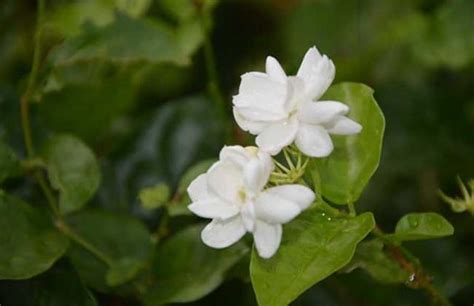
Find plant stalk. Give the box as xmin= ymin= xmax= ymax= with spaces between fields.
xmin=55 ymin=219 xmax=113 ymax=266
xmin=199 ymin=6 xmax=232 ymax=142
xmin=19 ymin=0 xmax=114 ymax=269
xmin=372 ymin=226 xmax=453 ymax=306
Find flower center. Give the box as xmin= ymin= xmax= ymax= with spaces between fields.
xmin=237 ymin=188 xmax=247 ymax=204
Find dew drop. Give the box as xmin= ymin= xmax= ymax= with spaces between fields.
xmin=404 ymin=273 xmax=417 ymax=288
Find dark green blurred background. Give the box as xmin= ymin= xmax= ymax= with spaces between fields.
xmin=0 ymin=0 xmax=473 ymax=305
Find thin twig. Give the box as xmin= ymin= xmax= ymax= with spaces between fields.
xmin=56 ymin=219 xmax=113 ymax=266
xmin=348 ymin=202 xmax=356 ymax=217
xmin=19 ymin=0 xmax=115 ymax=269
xmin=372 ymin=226 xmax=453 ymax=306
xmin=198 ymin=5 xmax=230 ymax=142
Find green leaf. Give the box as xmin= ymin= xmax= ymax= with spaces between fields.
xmin=42 ymin=135 xmax=101 ymax=215
xmin=250 ymin=211 xmax=375 ymax=306
xmin=143 ymin=224 xmax=248 ymax=304
xmin=49 ymin=13 xmax=189 ymax=67
xmin=159 ymin=0 xmax=219 ymax=23
xmin=158 ymin=0 xmax=219 ymax=59
xmin=0 ymin=192 xmax=69 ymax=280
xmin=0 ymin=261 xmax=97 ymax=306
xmin=343 ymin=240 xmax=409 ymax=283
xmin=106 ymin=258 xmax=145 ymax=287
xmin=311 ymin=83 xmax=385 ymax=205
xmin=47 ymin=0 xmax=152 ymax=37
xmin=40 ymin=71 xmax=136 ymax=143
xmin=167 ymin=159 xmax=216 ymax=216
xmin=37 ymin=262 xmax=98 ymax=306
xmin=95 ymin=94 xmax=223 ymax=212
xmin=0 ymin=141 xmax=21 ymax=183
xmin=414 ymin=0 xmax=474 ymax=69
xmin=66 ymin=210 xmax=152 ymax=292
xmin=389 ymin=212 xmax=454 ymax=241
xmin=139 ymin=183 xmax=170 ymax=210
xmin=177 ymin=159 xmax=216 ymax=194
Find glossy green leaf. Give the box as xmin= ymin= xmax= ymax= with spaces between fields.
xmin=47 ymin=0 xmax=151 ymax=37
xmin=343 ymin=240 xmax=409 ymax=283
xmin=66 ymin=210 xmax=152 ymax=292
xmin=250 ymin=211 xmax=375 ymax=306
xmin=389 ymin=212 xmax=454 ymax=241
xmin=0 ymin=192 xmax=69 ymax=280
xmin=106 ymin=258 xmax=145 ymax=287
xmin=49 ymin=13 xmax=188 ymax=67
xmin=143 ymin=224 xmax=248 ymax=304
xmin=42 ymin=135 xmax=101 ymax=215
xmin=0 ymin=141 xmax=21 ymax=183
xmin=311 ymin=83 xmax=385 ymax=205
xmin=95 ymin=95 xmax=223 ymax=212
xmin=139 ymin=183 xmax=170 ymax=210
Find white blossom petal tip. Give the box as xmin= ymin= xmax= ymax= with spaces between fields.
xmin=266 ymin=56 xmax=287 ymax=83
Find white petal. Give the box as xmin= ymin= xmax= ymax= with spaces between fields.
xmin=296 ymin=47 xmax=335 ymax=100
xmin=257 ymin=150 xmax=274 ymax=180
xmin=285 ymin=76 xmax=307 ymax=112
xmin=295 ymin=123 xmax=334 ymax=157
xmin=244 ymin=159 xmax=265 ymax=194
xmin=265 ymin=185 xmax=315 ymax=210
xmin=266 ymin=56 xmax=287 ymax=83
xmin=253 ymin=221 xmax=282 ymax=258
xmin=325 ymin=116 xmax=362 ymax=135
xmin=219 ymin=145 xmax=249 ymax=168
xmin=241 ymin=202 xmax=256 ymax=232
xmin=234 ymin=105 xmax=287 ymax=121
xmin=233 ymin=107 xmax=268 ymax=134
xmin=187 ymin=173 xmax=208 ymax=202
xmin=207 ymin=161 xmax=243 ymax=203
xmin=243 ymin=156 xmax=272 ymax=194
xmin=254 ymin=191 xmax=301 ymax=224
xmin=256 ymin=116 xmax=298 ymax=155
xmin=201 ymin=217 xmax=246 ymax=249
xmin=188 ymin=198 xmax=239 ymax=219
xmin=298 ymin=101 xmax=349 ymax=125
xmin=233 ymin=72 xmax=288 ymax=117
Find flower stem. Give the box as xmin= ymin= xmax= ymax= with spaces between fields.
xmin=56 ymin=219 xmax=113 ymax=266
xmin=372 ymin=226 xmax=453 ymax=306
xmin=152 ymin=210 xmax=170 ymax=244
xmin=21 ymin=0 xmax=45 ymax=157
xmin=198 ymin=6 xmax=230 ymax=140
xmin=348 ymin=202 xmax=356 ymax=217
xmin=19 ymin=0 xmax=115 ymax=269
xmin=19 ymin=0 xmax=60 ymax=217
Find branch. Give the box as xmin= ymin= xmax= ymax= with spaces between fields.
xmin=372 ymin=226 xmax=453 ymax=306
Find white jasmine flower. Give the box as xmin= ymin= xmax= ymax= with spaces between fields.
xmin=233 ymin=46 xmax=362 ymax=157
xmin=187 ymin=145 xmax=315 ymax=258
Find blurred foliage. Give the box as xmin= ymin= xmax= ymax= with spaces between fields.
xmin=0 ymin=0 xmax=473 ymax=305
